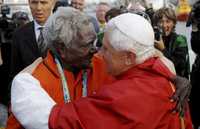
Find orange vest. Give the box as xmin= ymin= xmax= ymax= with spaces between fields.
xmin=6 ymin=52 xmax=114 ymax=129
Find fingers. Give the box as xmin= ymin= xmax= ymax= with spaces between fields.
xmin=170 ymin=76 xmax=191 ymax=115
xmin=174 ymin=95 xmax=188 ymax=115
xmin=171 ymin=86 xmax=190 ymax=114
xmin=154 ymin=41 xmax=161 ymax=50
xmin=154 ymin=40 xmax=160 ymax=44
xmin=171 ymin=87 xmax=181 ymax=102
xmin=154 ymin=39 xmax=165 ymax=50
xmin=154 ymin=42 xmax=159 ymax=49
xmin=186 ymin=83 xmax=192 ymax=97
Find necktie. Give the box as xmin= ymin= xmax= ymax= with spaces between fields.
xmin=37 ymin=27 xmax=45 ymax=56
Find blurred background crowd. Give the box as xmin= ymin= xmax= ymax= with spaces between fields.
xmin=0 ymin=0 xmax=199 ymax=129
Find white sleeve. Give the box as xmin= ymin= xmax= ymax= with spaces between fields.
xmin=11 ymin=73 xmax=56 ymax=129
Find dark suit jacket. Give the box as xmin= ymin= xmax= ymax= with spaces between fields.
xmin=10 ymin=21 xmax=41 ymax=78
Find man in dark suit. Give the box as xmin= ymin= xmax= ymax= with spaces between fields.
xmin=10 ymin=0 xmax=56 ymax=78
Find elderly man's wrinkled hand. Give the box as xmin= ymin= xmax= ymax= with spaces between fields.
xmin=171 ymin=76 xmax=192 ymax=114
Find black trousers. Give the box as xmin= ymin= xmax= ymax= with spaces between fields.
xmin=190 ymin=56 xmax=200 ymax=129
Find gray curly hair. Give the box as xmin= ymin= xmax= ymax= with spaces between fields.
xmin=43 ymin=7 xmax=93 ymax=51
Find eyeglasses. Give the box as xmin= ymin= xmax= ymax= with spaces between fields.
xmin=86 ymin=38 xmax=98 ymax=54
xmin=80 ymin=38 xmax=98 ymax=53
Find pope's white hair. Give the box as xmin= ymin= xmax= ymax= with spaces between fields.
xmin=105 ymin=16 xmax=162 ymax=64
xmin=43 ymin=7 xmax=94 ymax=49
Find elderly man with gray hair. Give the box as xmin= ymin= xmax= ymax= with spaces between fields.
xmin=7 ymin=7 xmax=113 ymax=129
xmin=10 ymin=7 xmax=192 ymax=129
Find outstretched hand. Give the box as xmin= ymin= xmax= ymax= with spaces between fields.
xmin=171 ymin=76 xmax=192 ymax=114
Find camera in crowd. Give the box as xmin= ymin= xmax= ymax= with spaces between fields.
xmin=12 ymin=11 xmax=29 ymax=27
xmin=186 ymin=0 xmax=200 ymax=29
xmin=153 ymin=25 xmax=163 ymax=41
xmin=0 ymin=5 xmax=15 ymax=45
xmin=0 ymin=5 xmax=13 ymax=29
xmin=0 ymin=5 xmax=29 ymax=46
xmin=1 ymin=4 xmax=10 ymax=16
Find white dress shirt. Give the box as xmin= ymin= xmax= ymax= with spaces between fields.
xmin=34 ymin=20 xmax=44 ymax=42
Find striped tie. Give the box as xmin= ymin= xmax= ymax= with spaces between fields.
xmin=37 ymin=27 xmax=45 ymax=56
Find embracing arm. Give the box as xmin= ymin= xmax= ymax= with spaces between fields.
xmin=11 ymin=73 xmax=55 ymax=129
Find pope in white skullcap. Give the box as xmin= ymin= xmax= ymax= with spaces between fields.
xmin=109 ymin=13 xmax=154 ymax=47
xmin=105 ymin=13 xmax=156 ymax=65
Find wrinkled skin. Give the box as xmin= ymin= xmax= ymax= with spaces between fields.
xmin=171 ymin=75 xmax=192 ymax=114
xmin=55 ymin=22 xmax=97 ymax=70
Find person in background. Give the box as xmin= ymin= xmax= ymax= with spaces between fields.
xmin=153 ymin=7 xmax=190 ymax=78
xmin=95 ymin=2 xmax=110 ymax=48
xmin=12 ymin=11 xmax=30 ymax=28
xmin=52 ymin=0 xmax=68 ymax=13
xmin=10 ymin=12 xmax=192 ymax=129
xmin=9 ymin=0 xmax=56 ymax=79
xmin=7 ymin=0 xmax=56 ymax=129
xmin=96 ymin=2 xmax=110 ymax=32
xmin=70 ymin=0 xmax=84 ymax=11
xmin=70 ymin=0 xmax=99 ymax=33
xmin=0 ymin=5 xmax=13 ymax=129
xmin=186 ymin=0 xmax=200 ymax=128
xmin=105 ymin=6 xmax=128 ymax=22
xmin=0 ymin=4 xmax=13 ymax=107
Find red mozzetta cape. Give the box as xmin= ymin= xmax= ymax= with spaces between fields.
xmin=49 ymin=57 xmax=192 ymax=129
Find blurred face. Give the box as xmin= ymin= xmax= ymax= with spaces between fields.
xmin=58 ymin=22 xmax=97 ymax=69
xmin=158 ymin=15 xmax=175 ymax=36
xmin=18 ymin=19 xmax=29 ymax=27
xmin=71 ymin=0 xmax=85 ymax=11
xmin=29 ymin=0 xmax=55 ymax=25
xmin=96 ymin=4 xmax=110 ymax=23
xmin=101 ymin=33 xmax=135 ymax=76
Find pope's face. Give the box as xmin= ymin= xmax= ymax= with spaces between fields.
xmin=101 ymin=33 xmax=131 ymax=76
